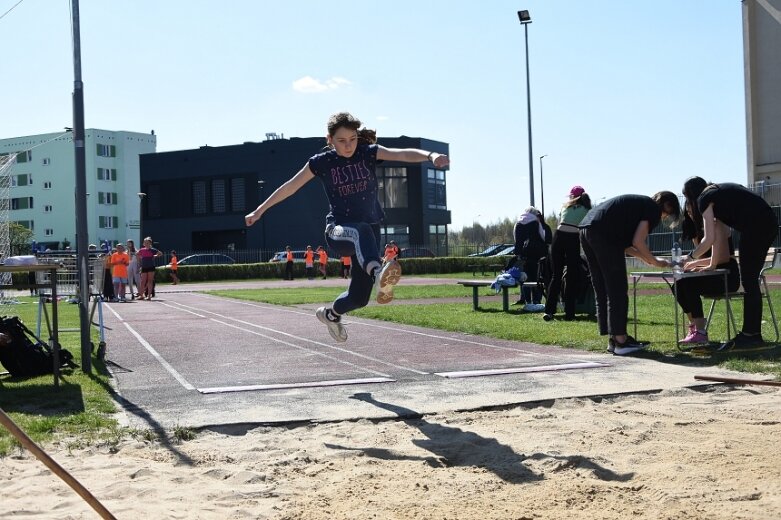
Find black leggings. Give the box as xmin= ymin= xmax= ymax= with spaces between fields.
xmin=738 ymin=225 xmax=777 ymax=334
xmin=545 ymin=231 xmax=581 ymax=316
xmin=674 ymin=259 xmax=739 ymax=318
xmin=580 ymin=228 xmax=628 ymax=336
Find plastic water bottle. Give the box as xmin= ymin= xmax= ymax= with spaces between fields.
xmin=671 ymin=242 xmax=683 ymax=275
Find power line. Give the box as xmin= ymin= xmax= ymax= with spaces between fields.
xmin=0 ymin=0 xmax=26 ymax=22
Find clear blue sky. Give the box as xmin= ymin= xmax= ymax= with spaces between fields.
xmin=1 ymin=0 xmax=747 ymax=230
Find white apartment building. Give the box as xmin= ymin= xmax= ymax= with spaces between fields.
xmin=0 ymin=129 xmax=156 ymax=249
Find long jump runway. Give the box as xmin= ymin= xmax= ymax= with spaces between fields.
xmin=99 ymin=291 xmax=735 ymax=430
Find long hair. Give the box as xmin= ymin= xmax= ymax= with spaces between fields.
xmin=681 ymin=176 xmax=708 ymax=240
xmin=564 ymin=193 xmax=592 ymax=210
xmin=652 ymin=190 xmax=682 ymax=229
xmin=326 ymin=112 xmax=377 ymax=148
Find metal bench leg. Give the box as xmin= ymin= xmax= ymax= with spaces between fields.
xmin=761 ymin=275 xmax=779 ymax=342
xmin=705 ymin=299 xmax=717 ymax=333
xmin=472 ymin=286 xmax=479 ymax=310
xmin=502 ymin=286 xmax=509 ymax=312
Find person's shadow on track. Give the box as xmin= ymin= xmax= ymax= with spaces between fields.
xmin=324 ymin=392 xmax=633 ymax=484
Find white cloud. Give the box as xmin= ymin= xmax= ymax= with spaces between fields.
xmin=292 ymin=76 xmax=352 ymax=93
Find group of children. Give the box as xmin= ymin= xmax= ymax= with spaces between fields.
xmin=102 ymin=237 xmax=166 ymax=302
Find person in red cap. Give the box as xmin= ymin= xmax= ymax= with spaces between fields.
xmin=543 ymin=186 xmax=592 ymax=321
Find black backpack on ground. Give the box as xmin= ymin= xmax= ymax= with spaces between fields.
xmin=0 ymin=316 xmax=77 ymax=377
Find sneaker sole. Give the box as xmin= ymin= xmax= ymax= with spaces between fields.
xmin=315 ymin=308 xmax=348 ymax=343
xmin=376 ymin=262 xmax=402 ymax=304
xmin=613 ymin=344 xmax=650 ymax=356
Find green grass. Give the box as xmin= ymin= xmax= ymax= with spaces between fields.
xmin=207 ymin=284 xmax=474 ymax=305
xmin=0 ymin=297 xmax=123 ymax=456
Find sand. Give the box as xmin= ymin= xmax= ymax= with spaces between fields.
xmin=2 ymin=384 xmax=780 ymax=519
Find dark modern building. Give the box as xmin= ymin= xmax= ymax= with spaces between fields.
xmin=139 ymin=136 xmax=450 ymax=258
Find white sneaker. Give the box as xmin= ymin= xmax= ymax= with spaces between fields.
xmin=373 ymin=260 xmax=402 ymax=304
xmin=316 ymin=307 xmax=347 ymax=343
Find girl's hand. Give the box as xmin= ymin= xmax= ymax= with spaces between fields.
xmin=245 ymin=211 xmax=260 ymax=227
xmin=653 ymin=257 xmax=670 ymax=268
xmin=432 ymin=154 xmax=450 ymax=168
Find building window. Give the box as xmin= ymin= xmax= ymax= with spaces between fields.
xmin=377 ymin=167 xmax=408 ymax=209
xmin=231 ymin=178 xmax=246 ymax=212
xmin=15 ymin=150 xmax=31 ymax=163
xmin=211 ymin=179 xmax=226 ymax=213
xmin=192 ymin=181 xmax=207 ymax=215
xmin=428 ymin=224 xmax=448 ymax=255
xmin=43 ymin=181 xmax=52 ymax=189
xmin=98 ymin=192 xmax=118 ymax=205
xmin=44 ymin=205 xmax=53 ymax=213
xmin=97 ymin=168 xmax=117 ymax=181
xmin=14 ymin=220 xmax=34 ymax=231
xmin=99 ymin=216 xmax=118 ymax=229
xmin=11 ymin=197 xmax=33 ymax=210
xmin=44 ymin=228 xmax=54 ymax=237
xmin=12 ymin=174 xmax=31 ymax=187
xmin=42 ymin=158 xmax=50 ymax=165
xmin=427 ymin=169 xmax=447 ymax=210
xmin=381 ymin=225 xmax=410 ymax=248
xmin=96 ymin=143 xmax=116 ymax=157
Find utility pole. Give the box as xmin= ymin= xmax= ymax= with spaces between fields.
xmin=71 ymin=0 xmax=92 ymax=372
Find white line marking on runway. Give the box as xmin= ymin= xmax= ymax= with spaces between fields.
xmin=198 ymin=377 xmax=396 ymax=394
xmin=192 ymin=293 xmax=571 ymax=360
xmin=435 ymin=362 xmax=611 ymax=379
xmin=165 ymin=300 xmax=429 ymax=375
xmin=104 ymin=304 xmax=196 ymax=390
xmin=214 ymin=319 xmax=392 ymax=378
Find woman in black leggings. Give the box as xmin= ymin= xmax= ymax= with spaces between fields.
xmin=579 ymin=192 xmax=680 ymax=356
xmin=674 ymin=177 xmax=739 ymax=345
xmin=687 ymin=182 xmax=777 ymax=349
xmin=543 ymin=186 xmax=591 ymax=321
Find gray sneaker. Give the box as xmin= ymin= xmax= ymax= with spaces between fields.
xmin=374 ymin=260 xmax=402 ymax=304
xmin=612 ymin=335 xmax=649 ymax=356
xmin=316 ymin=307 xmax=347 ymax=343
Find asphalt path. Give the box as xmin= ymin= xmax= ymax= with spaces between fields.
xmin=98 ymin=278 xmax=746 ymax=431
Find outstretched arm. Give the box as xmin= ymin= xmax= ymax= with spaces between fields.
xmin=377 ymin=145 xmax=450 ymax=169
xmin=625 ymin=220 xmax=669 ymax=268
xmin=245 ymin=164 xmax=315 ymax=227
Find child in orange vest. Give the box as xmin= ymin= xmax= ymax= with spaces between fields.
xmin=317 ymin=246 xmax=328 ymax=279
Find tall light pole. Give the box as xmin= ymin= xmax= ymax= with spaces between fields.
xmin=518 ymin=9 xmax=535 ymax=208
xmin=539 ymin=154 xmax=547 ymax=217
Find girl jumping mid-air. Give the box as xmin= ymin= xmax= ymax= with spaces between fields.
xmin=245 ymin=112 xmax=450 ymax=342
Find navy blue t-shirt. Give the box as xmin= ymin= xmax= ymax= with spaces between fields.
xmin=307 ymin=143 xmax=385 ymax=225
xmin=579 ymin=194 xmax=660 ymax=247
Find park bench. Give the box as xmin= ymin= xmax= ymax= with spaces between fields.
xmin=456 ymin=280 xmax=510 ymax=312
xmin=465 ymin=264 xmax=504 ymax=277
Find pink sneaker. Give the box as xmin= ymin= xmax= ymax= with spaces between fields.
xmin=679 ymin=329 xmax=709 ymax=344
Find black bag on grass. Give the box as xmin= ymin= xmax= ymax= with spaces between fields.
xmin=0 ymin=316 xmax=77 ymax=377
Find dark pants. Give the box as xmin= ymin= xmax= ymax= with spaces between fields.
xmin=506 ymin=254 xmax=543 ymax=304
xmin=738 ymin=223 xmax=777 ymax=334
xmin=545 ymin=231 xmax=581 ymax=317
xmin=285 ymin=261 xmax=294 ymax=280
xmin=674 ymin=259 xmax=739 ymax=318
xmin=325 ymin=222 xmax=382 ymax=315
xmin=580 ymin=228 xmax=628 ymax=336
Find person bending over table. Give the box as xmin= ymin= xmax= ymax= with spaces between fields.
xmin=674 ymin=177 xmax=740 ymax=345
xmin=579 ymin=192 xmax=680 ymax=356
xmin=684 ymin=182 xmax=777 ymax=350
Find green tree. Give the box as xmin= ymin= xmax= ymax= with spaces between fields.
xmin=9 ymin=222 xmax=33 ymax=255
